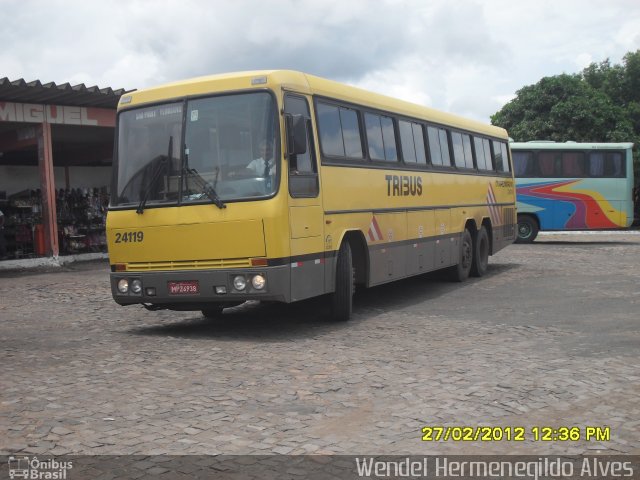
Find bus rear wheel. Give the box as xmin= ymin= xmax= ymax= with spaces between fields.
xmin=448 ymin=228 xmax=473 ymax=282
xmin=330 ymin=241 xmax=354 ymax=321
xmin=471 ymin=226 xmax=490 ymax=277
xmin=516 ymin=215 xmax=539 ymax=243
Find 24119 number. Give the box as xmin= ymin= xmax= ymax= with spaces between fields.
xmin=115 ymin=231 xmax=144 ymax=243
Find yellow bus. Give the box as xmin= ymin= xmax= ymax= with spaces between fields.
xmin=107 ymin=70 xmax=516 ymax=321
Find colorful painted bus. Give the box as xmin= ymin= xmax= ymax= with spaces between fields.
xmin=107 ymin=70 xmax=516 ymax=321
xmin=512 ymin=141 xmax=635 ymax=243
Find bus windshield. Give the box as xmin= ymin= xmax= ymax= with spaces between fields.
xmin=113 ymin=91 xmax=278 ymax=208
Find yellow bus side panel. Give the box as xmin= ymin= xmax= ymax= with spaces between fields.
xmin=407 ymin=210 xmax=436 ymax=239
xmin=321 ymin=166 xmax=514 ymax=232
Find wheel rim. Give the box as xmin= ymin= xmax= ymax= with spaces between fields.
xmin=518 ymin=222 xmax=532 ymax=239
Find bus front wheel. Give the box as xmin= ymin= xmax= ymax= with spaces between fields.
xmin=471 ymin=226 xmax=490 ymax=277
xmin=201 ymin=302 xmax=243 ymax=319
xmin=516 ymin=215 xmax=539 ymax=243
xmin=330 ymin=241 xmax=354 ymax=321
xmin=202 ymin=307 xmax=223 ymax=319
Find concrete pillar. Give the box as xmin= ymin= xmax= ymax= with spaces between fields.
xmin=36 ymin=122 xmax=59 ymax=257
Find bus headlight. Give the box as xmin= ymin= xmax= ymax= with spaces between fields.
xmin=131 ymin=279 xmax=143 ymax=294
xmin=233 ymin=275 xmax=247 ymax=291
xmin=251 ymin=275 xmax=266 ymax=290
xmin=117 ymin=279 xmax=129 ymax=293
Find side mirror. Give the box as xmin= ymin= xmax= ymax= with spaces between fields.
xmin=285 ymin=114 xmax=307 ymax=156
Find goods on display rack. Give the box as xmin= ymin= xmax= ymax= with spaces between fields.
xmin=57 ymin=187 xmax=109 ymax=254
xmin=0 ymin=189 xmax=42 ymax=259
xmin=0 ymin=187 xmax=110 ymax=260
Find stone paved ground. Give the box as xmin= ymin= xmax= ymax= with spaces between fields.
xmin=1 ymin=232 xmax=639 ymax=456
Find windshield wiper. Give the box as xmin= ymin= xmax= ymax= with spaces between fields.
xmin=136 ymin=136 xmax=172 ymax=214
xmin=183 ymin=165 xmax=226 ymax=209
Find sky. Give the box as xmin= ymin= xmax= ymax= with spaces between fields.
xmin=1 ymin=0 xmax=640 ymax=123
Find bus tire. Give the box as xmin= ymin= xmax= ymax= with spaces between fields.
xmin=448 ymin=228 xmax=473 ymax=282
xmin=202 ymin=302 xmax=243 ymax=319
xmin=471 ymin=226 xmax=490 ymax=277
xmin=202 ymin=307 xmax=223 ymax=319
xmin=516 ymin=215 xmax=539 ymax=243
xmin=330 ymin=241 xmax=354 ymax=321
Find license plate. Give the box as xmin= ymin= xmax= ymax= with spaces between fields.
xmin=168 ymin=280 xmax=200 ymax=295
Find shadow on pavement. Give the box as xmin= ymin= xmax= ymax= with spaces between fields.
xmin=532 ymin=240 xmax=637 ymax=246
xmin=128 ymin=263 xmax=517 ymax=341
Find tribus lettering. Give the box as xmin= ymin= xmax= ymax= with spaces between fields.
xmin=385 ymin=175 xmax=423 ymax=196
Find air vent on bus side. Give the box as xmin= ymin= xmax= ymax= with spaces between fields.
xmin=502 ymin=207 xmax=516 ymax=238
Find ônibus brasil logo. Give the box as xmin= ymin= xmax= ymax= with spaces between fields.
xmin=8 ymin=456 xmax=73 ymax=479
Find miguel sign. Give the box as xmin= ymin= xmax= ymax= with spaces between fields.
xmin=0 ymin=101 xmax=115 ymax=127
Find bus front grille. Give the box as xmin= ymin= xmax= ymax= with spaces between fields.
xmin=124 ymin=258 xmax=253 ymax=271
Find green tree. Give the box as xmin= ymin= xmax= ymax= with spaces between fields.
xmin=582 ymin=51 xmax=640 ymax=107
xmin=491 ymin=74 xmax=634 ymax=142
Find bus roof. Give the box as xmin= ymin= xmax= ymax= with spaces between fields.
xmin=118 ymin=69 xmax=507 ymax=139
xmin=510 ymin=141 xmax=634 ymax=150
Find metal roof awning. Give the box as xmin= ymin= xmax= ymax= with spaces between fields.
xmin=0 ymin=76 xmax=133 ymax=166
xmin=0 ymin=77 xmax=133 ymax=108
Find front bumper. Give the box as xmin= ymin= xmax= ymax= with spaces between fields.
xmin=110 ymin=265 xmax=291 ymax=309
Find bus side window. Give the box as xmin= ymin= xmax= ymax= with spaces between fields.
xmin=439 ymin=129 xmax=451 ymax=166
xmin=605 ymin=152 xmax=624 ymax=177
xmin=365 ymin=113 xmax=397 ymax=162
xmin=340 ymin=108 xmax=364 ymax=159
xmin=399 ymin=120 xmax=416 ymax=163
xmin=482 ymin=138 xmax=493 ymax=170
xmin=427 ymin=126 xmax=451 ymax=167
xmin=491 ymin=140 xmax=505 ymax=171
xmin=427 ymin=126 xmax=442 ymax=165
xmin=513 ymin=151 xmax=534 ymax=177
xmin=452 ymin=132 xmax=474 ymax=169
xmin=317 ymin=101 xmax=364 ymax=161
xmin=589 ymin=152 xmax=604 ymax=177
xmin=317 ymin=103 xmax=344 ymax=157
xmin=590 ymin=151 xmax=624 ymax=178
xmin=489 ymin=140 xmax=511 ymax=173
xmin=451 ymin=132 xmax=466 ymax=168
xmin=500 ymin=142 xmax=510 ymax=173
xmin=538 ymin=152 xmax=557 ymax=177
xmin=399 ymin=120 xmax=427 ymax=165
xmin=462 ymin=134 xmax=474 ymax=169
xmin=473 ymin=137 xmax=493 ymax=171
xmin=562 ymin=152 xmax=585 ymax=177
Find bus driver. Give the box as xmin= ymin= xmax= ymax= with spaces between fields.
xmin=245 ymin=140 xmax=275 ymax=176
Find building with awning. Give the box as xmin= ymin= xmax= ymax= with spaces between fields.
xmin=0 ymin=77 xmax=132 ymax=261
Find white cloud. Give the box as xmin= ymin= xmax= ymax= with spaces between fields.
xmin=615 ymin=18 xmax=640 ymax=50
xmin=575 ymin=54 xmax=594 ymax=70
xmin=1 ymin=0 xmax=640 ymax=122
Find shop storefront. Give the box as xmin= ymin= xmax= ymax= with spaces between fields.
xmin=0 ymin=77 xmax=130 ymax=261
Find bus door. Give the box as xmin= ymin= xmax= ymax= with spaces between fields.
xmin=284 ymin=94 xmax=324 ymax=302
